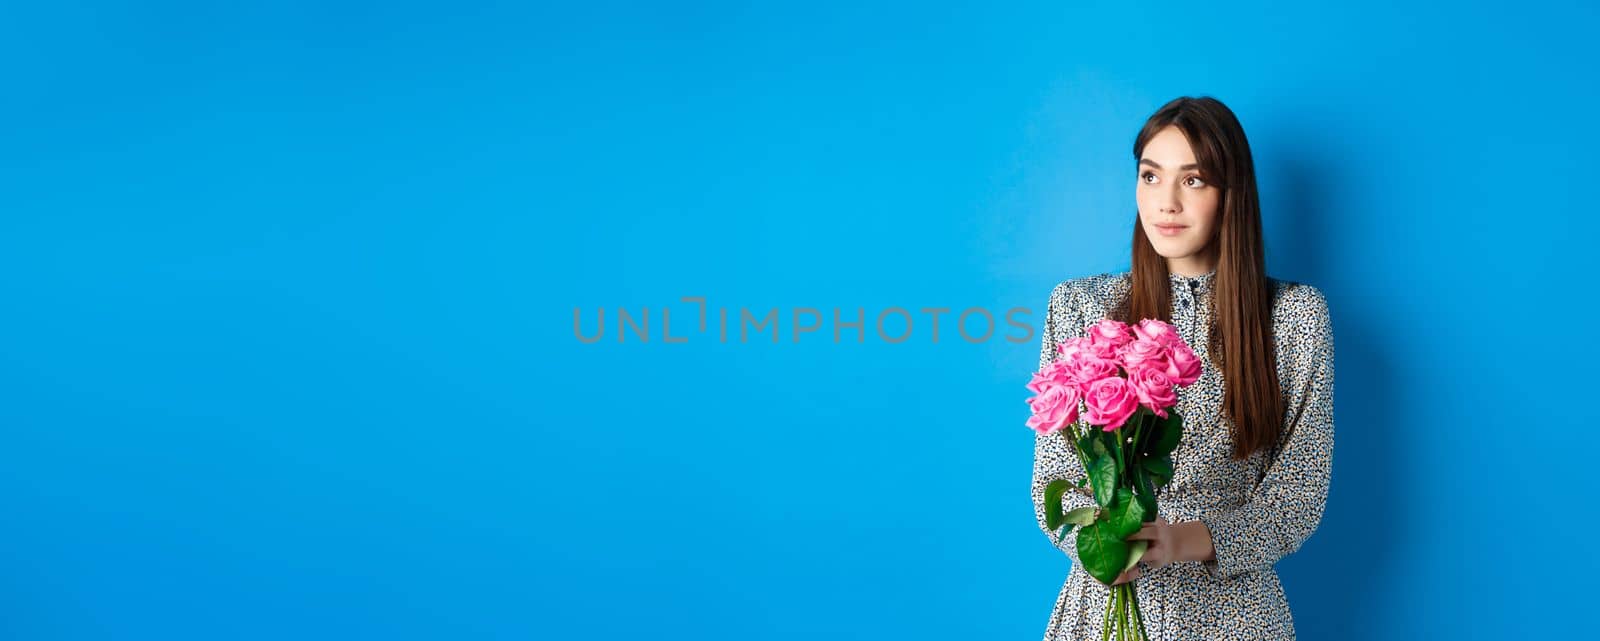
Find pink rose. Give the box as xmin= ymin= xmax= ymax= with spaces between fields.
xmin=1120 ymin=338 xmax=1169 ymax=374
xmin=1056 ymin=336 xmax=1121 ymax=392
xmin=1088 ymin=319 xmax=1133 ymax=346
xmin=1132 ymin=319 xmax=1183 ymax=349
xmin=1083 ymin=376 xmax=1139 ymax=432
xmin=1057 ymin=336 xmax=1094 ymax=361
xmin=1081 ymin=337 xmax=1121 ymax=361
xmin=1026 ymin=359 xmax=1073 ymax=395
xmin=1026 ymin=384 xmax=1081 ymax=435
xmin=1165 ymin=344 xmax=1203 ymax=387
xmin=1086 ymin=320 xmax=1133 ymax=360
xmin=1062 ymin=353 xmax=1118 ymax=393
xmin=1129 ymin=365 xmax=1177 ymax=418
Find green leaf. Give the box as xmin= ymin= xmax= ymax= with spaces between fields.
xmin=1043 ymin=480 xmax=1072 ymax=530
xmin=1122 ymin=540 xmax=1150 ymax=573
xmin=1136 ymin=490 xmax=1158 ymax=522
xmin=1054 ymin=506 xmax=1097 ymax=543
xmin=1142 ymin=410 xmax=1183 ymax=458
xmin=1075 ymin=477 xmax=1088 ymax=488
xmin=1106 ymin=488 xmax=1147 ymax=539
xmin=1129 ymin=410 xmax=1154 ymax=454
xmin=1088 ymin=454 xmax=1118 ymax=508
xmin=1143 ymin=455 xmax=1174 ymax=487
xmin=1074 ymin=521 xmax=1131 ymax=586
xmin=1091 ymin=428 xmax=1126 ymax=475
xmin=1056 ymin=524 xmax=1074 ymax=543
xmin=1104 ymin=426 xmax=1124 ymax=465
xmin=1125 ymin=458 xmax=1162 ymax=523
xmin=1082 ymin=431 xmax=1110 ymax=460
xmin=1132 ymin=458 xmax=1152 ymax=493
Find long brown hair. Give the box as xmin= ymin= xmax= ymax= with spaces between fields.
xmin=1110 ymin=96 xmax=1282 ymax=461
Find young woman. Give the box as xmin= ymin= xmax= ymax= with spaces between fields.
xmin=1031 ymin=96 xmax=1335 ymax=640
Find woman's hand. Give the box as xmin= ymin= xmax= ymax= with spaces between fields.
xmin=1110 ymin=516 xmax=1179 ymax=585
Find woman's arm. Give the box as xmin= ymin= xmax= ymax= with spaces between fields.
xmin=1195 ymin=285 xmax=1336 ymax=580
xmin=1174 ymin=520 xmax=1216 ymax=563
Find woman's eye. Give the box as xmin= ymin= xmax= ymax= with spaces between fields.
xmin=1184 ymin=176 xmax=1207 ymax=188
xmin=1140 ymin=171 xmax=1156 ymax=183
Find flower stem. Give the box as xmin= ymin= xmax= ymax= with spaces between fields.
xmin=1120 ymin=584 xmax=1130 ymax=641
xmin=1129 ymin=581 xmax=1147 ymax=640
xmin=1127 ymin=413 xmax=1145 ymax=485
xmin=1114 ymin=424 xmax=1125 ymax=485
xmin=1109 ymin=586 xmax=1117 ymax=641
xmin=1067 ymin=424 xmax=1089 ymax=468
xmin=1113 ymin=585 xmax=1121 ymax=641
xmin=1133 ymin=412 xmax=1146 ymax=455
xmin=1102 ymin=585 xmax=1114 ymax=641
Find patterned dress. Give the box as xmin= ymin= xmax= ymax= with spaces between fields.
xmin=1031 ymin=268 xmax=1335 ymax=640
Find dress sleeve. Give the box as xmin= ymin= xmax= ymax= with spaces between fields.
xmin=1197 ymin=285 xmax=1336 ymax=580
xmin=1030 ymin=282 xmax=1098 ymax=566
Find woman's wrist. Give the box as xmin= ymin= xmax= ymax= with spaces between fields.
xmin=1175 ymin=520 xmax=1217 ymax=563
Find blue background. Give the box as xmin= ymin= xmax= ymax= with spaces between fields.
xmin=2 ymin=1 xmax=1594 ymax=639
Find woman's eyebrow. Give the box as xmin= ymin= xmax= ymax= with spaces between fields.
xmin=1139 ymin=158 xmax=1199 ymax=170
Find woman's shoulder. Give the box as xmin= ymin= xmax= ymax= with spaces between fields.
xmin=1268 ymin=276 xmax=1331 ymax=320
xmin=1268 ymin=277 xmax=1333 ymax=347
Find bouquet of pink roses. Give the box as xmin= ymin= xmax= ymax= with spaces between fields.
xmin=1026 ymin=318 xmax=1204 ymax=641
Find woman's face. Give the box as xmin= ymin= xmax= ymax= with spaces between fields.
xmin=1136 ymin=125 xmax=1221 ymax=275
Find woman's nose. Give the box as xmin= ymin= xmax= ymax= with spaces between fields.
xmin=1161 ymin=187 xmax=1181 ymax=213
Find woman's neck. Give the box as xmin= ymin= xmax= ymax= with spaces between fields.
xmin=1167 ymin=254 xmax=1217 ymax=277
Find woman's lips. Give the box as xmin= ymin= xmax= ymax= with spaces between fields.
xmin=1155 ymin=224 xmax=1187 ymax=237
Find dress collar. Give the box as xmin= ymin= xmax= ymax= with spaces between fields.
xmin=1168 ymin=268 xmax=1216 ymax=295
